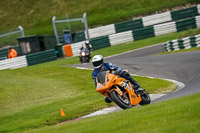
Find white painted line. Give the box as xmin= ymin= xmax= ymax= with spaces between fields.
xmin=76 ymin=67 xmax=92 ymax=70
xmin=149 ymin=94 xmax=166 ymax=101
xmin=130 ymin=73 xmax=185 ymax=93
xmin=81 ymin=94 xmax=166 ymax=119
xmin=75 ymin=63 xmax=185 ymax=119
xmin=81 ymin=106 xmax=122 ymax=118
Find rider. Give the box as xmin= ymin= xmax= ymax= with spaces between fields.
xmin=80 ymin=40 xmax=92 ymax=51
xmin=91 ymin=55 xmax=141 ymax=103
xmin=85 ymin=40 xmax=92 ymax=52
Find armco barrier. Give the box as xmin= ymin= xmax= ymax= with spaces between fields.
xmin=26 ymin=49 xmax=57 ymax=66
xmin=142 ymin=12 xmax=172 ymax=27
xmin=133 ymin=26 xmax=155 ymax=41
xmin=70 ymin=15 xmax=200 ymax=57
xmin=90 ymin=36 xmax=110 ymax=50
xmin=71 ymin=41 xmax=84 ymax=57
xmin=0 ymin=50 xmax=57 ymax=70
xmin=85 ymin=5 xmax=200 ymax=39
xmin=171 ymin=6 xmax=198 ymax=21
xmin=115 ymin=19 xmax=143 ymax=33
xmin=73 ymin=32 xmax=85 ymax=43
xmin=163 ymin=34 xmax=200 ymax=52
xmin=109 ymin=31 xmax=133 ymax=46
xmin=88 ymin=24 xmax=115 ymax=39
xmin=196 ymin=16 xmax=200 ymax=27
xmin=154 ymin=21 xmax=177 ymax=36
xmin=0 ymin=56 xmax=27 ymax=70
xmin=176 ymin=17 xmax=197 ymax=32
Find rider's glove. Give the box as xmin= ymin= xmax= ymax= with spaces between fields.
xmin=122 ymin=70 xmax=130 ymax=77
xmin=114 ymin=69 xmax=121 ymax=75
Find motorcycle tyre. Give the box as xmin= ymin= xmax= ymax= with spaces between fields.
xmin=110 ymin=90 xmax=132 ymax=109
xmin=82 ymin=57 xmax=86 ymax=63
xmin=139 ymin=91 xmax=151 ymax=105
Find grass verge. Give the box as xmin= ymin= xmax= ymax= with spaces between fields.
xmin=0 ymin=0 xmax=198 ymax=35
xmin=92 ymin=28 xmax=200 ymax=57
xmin=3 ymin=28 xmax=197 ymax=132
xmin=25 ymin=93 xmax=200 ymax=133
xmin=0 ymin=56 xmax=175 ymax=133
xmin=158 ymin=47 xmax=200 ymax=55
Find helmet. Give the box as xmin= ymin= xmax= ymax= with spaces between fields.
xmin=85 ymin=40 xmax=89 ymax=45
xmin=92 ymin=55 xmax=104 ymax=69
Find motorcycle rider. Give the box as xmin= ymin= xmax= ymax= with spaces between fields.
xmin=80 ymin=40 xmax=92 ymax=63
xmin=80 ymin=40 xmax=92 ymax=52
xmin=92 ymin=55 xmax=141 ymax=103
xmin=85 ymin=40 xmax=92 ymax=52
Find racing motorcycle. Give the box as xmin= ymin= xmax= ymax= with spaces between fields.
xmin=79 ymin=47 xmax=91 ymax=63
xmin=96 ymin=70 xmax=151 ymax=109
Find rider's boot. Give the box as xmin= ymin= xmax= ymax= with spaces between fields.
xmin=104 ymin=96 xmax=112 ymax=103
xmin=130 ymin=78 xmax=141 ymax=90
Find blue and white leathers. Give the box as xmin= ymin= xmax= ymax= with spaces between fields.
xmin=92 ymin=62 xmax=133 ymax=87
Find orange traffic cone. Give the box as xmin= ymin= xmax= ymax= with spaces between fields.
xmin=61 ymin=109 xmax=66 ymax=116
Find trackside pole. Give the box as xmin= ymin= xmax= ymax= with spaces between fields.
xmin=52 ymin=13 xmax=90 ymax=44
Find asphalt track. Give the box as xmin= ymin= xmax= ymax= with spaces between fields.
xmin=71 ymin=43 xmax=200 ymax=102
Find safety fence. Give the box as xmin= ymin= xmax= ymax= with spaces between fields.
xmin=163 ymin=34 xmax=200 ymax=52
xmin=69 ymin=15 xmax=200 ymax=56
xmin=26 ymin=49 xmax=57 ymax=66
xmin=83 ymin=5 xmax=200 ymax=39
xmin=0 ymin=56 xmax=27 ymax=70
xmin=0 ymin=49 xmax=57 ymax=70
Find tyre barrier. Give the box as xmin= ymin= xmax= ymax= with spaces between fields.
xmin=0 ymin=49 xmax=57 ymax=70
xmin=84 ymin=5 xmax=200 ymax=39
xmin=70 ymin=15 xmax=200 ymax=57
xmin=163 ymin=34 xmax=200 ymax=52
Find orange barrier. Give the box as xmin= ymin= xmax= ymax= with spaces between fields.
xmin=63 ymin=44 xmax=73 ymax=57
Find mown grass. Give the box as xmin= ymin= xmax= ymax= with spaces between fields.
xmin=25 ymin=93 xmax=200 ymax=133
xmin=0 ymin=55 xmax=175 ymax=133
xmin=158 ymin=47 xmax=200 ymax=55
xmin=92 ymin=28 xmax=200 ymax=57
xmin=177 ymin=28 xmax=200 ymax=39
xmin=0 ymin=0 xmax=199 ymax=35
xmin=1 ymin=13 xmax=199 ymax=132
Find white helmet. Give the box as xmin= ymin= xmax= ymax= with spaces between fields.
xmin=85 ymin=40 xmax=89 ymax=44
xmin=92 ymin=55 xmax=104 ymax=69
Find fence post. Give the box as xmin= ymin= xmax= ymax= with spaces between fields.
xmin=18 ymin=25 xmax=25 ymax=37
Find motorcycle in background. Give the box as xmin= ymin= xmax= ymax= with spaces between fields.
xmin=79 ymin=40 xmax=92 ymax=63
xmin=79 ymin=46 xmax=91 ymax=63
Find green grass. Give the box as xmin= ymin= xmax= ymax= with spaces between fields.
xmin=0 ymin=0 xmax=199 ymax=36
xmin=158 ymin=47 xmax=200 ymax=55
xmin=177 ymin=28 xmax=200 ymax=39
xmin=0 ymin=56 xmax=175 ymax=133
xmin=1 ymin=26 xmax=199 ymax=132
xmin=25 ymin=93 xmax=200 ymax=133
xmin=92 ymin=28 xmax=200 ymax=57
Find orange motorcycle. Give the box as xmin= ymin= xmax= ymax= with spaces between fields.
xmin=96 ymin=70 xmax=151 ymax=109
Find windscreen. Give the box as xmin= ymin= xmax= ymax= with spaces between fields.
xmin=97 ymin=71 xmax=107 ymax=85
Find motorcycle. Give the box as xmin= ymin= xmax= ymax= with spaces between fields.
xmin=96 ymin=70 xmax=151 ymax=109
xmin=79 ymin=47 xmax=91 ymax=63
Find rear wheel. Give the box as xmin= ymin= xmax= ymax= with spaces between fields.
xmin=110 ymin=90 xmax=132 ymax=109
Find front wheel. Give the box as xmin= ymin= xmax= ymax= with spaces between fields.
xmin=110 ymin=90 xmax=132 ymax=109
xmin=139 ymin=90 xmax=151 ymax=105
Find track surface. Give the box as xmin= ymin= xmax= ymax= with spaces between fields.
xmin=72 ymin=44 xmax=200 ymax=102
